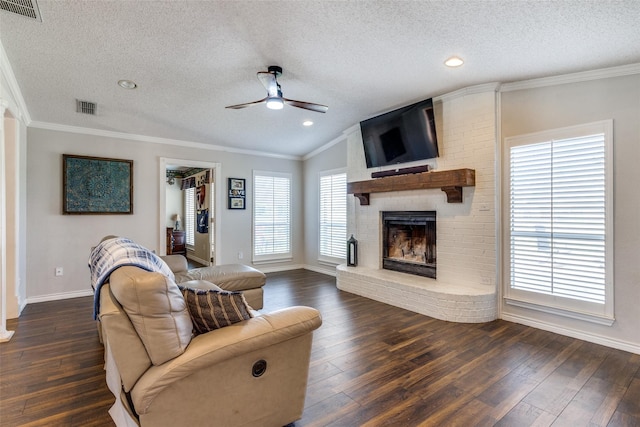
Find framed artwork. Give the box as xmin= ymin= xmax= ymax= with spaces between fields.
xmin=63 ymin=154 xmax=133 ymax=214
xmin=228 ymin=178 xmax=246 ymax=210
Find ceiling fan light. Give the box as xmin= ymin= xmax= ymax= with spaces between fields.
xmin=266 ymin=97 xmax=284 ymax=110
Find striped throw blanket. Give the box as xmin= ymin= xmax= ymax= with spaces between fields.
xmin=89 ymin=237 xmax=175 ymax=319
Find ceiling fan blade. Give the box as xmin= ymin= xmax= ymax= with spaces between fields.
xmin=225 ymin=97 xmax=267 ymax=109
xmin=257 ymin=71 xmax=279 ymax=97
xmin=283 ymin=98 xmax=328 ymax=113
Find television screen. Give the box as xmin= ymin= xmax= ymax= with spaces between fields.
xmin=360 ymin=98 xmax=438 ymax=168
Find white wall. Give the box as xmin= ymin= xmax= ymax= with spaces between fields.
xmin=25 ymin=127 xmax=304 ymax=302
xmin=302 ymin=138 xmax=347 ymax=274
xmin=165 ymin=179 xmax=182 ymax=228
xmin=500 ymin=73 xmax=640 ymax=352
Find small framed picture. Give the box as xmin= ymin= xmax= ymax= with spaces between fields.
xmin=230 ymin=197 xmax=245 ymax=209
xmin=228 ymin=178 xmax=246 ymax=209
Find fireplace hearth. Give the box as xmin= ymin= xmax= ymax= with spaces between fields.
xmin=382 ymin=211 xmax=436 ymax=278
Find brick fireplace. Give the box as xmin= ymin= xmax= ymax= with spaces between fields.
xmin=382 ymin=211 xmax=436 ymax=278
xmin=336 ymin=88 xmax=499 ymax=323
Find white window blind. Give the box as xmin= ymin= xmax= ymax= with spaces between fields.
xmin=253 ymin=172 xmax=291 ymax=262
xmin=506 ymin=120 xmax=613 ymax=323
xmin=184 ymin=186 xmax=195 ymax=246
xmin=319 ymin=171 xmax=347 ymax=262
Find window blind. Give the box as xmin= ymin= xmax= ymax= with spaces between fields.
xmin=319 ymin=172 xmax=347 ymax=260
xmin=185 ymin=187 xmax=195 ymax=246
xmin=253 ymin=172 xmax=291 ymax=261
xmin=510 ymin=133 xmax=606 ymax=304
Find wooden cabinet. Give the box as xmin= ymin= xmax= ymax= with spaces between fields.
xmin=166 ymin=227 xmax=187 ymax=256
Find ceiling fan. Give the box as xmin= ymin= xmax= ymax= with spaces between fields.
xmin=226 ymin=66 xmax=328 ymax=113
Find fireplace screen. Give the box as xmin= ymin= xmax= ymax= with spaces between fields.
xmin=382 ymin=211 xmax=436 ymax=278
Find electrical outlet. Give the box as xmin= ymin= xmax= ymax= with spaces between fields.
xmin=55 ymin=267 xmax=64 ymax=277
xmin=238 ymin=251 xmax=243 ymax=260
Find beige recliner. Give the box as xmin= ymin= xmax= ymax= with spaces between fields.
xmin=98 ymin=265 xmax=322 ymax=427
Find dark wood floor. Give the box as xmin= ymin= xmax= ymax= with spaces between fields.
xmin=1 ymin=270 xmax=639 ymax=426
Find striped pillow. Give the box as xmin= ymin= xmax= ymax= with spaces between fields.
xmin=179 ymin=286 xmax=253 ymax=334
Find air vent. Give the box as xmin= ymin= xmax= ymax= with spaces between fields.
xmin=0 ymin=0 xmax=42 ymax=22
xmin=76 ymin=100 xmax=97 ymax=115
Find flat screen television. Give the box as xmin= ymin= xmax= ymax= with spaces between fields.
xmin=360 ymin=98 xmax=438 ymax=168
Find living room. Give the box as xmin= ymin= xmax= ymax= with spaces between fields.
xmin=1 ymin=1 xmax=639 ymax=425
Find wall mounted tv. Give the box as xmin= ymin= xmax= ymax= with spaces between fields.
xmin=360 ymin=98 xmax=438 ymax=168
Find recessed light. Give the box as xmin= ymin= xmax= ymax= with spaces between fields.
xmin=444 ymin=56 xmax=464 ymax=67
xmin=118 ymin=79 xmax=137 ymax=89
xmin=303 ymin=120 xmax=314 ymax=127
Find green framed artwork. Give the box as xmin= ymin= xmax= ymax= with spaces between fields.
xmin=63 ymin=154 xmax=133 ymax=214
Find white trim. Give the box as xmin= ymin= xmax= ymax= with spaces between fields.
xmin=30 ymin=121 xmax=301 ymax=161
xmin=256 ymin=263 xmax=306 ymax=274
xmin=501 ymin=312 xmax=640 ymax=355
xmin=505 ymin=297 xmax=615 ymax=326
xmin=434 ymin=82 xmax=501 ymax=103
xmin=495 ymin=90 xmax=503 ymax=319
xmin=503 ymin=120 xmax=615 ymax=321
xmin=342 ymin=123 xmax=361 ymax=138
xmin=303 ymin=264 xmax=337 ymax=277
xmin=303 ymin=134 xmax=346 ymax=160
xmin=318 ymin=168 xmax=347 ymax=262
xmin=0 ymin=104 xmax=14 ymax=341
xmin=27 ymin=289 xmax=94 ymax=304
xmin=252 ymin=170 xmax=293 ymax=263
xmin=159 ymin=158 xmax=222 ymax=265
xmin=501 ymin=63 xmax=640 ymax=92
xmin=186 ymin=254 xmax=209 ymax=266
xmin=0 ymin=40 xmax=30 ymax=124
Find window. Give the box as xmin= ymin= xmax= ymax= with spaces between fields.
xmin=319 ymin=170 xmax=347 ymax=262
xmin=253 ymin=171 xmax=291 ymax=262
xmin=505 ymin=120 xmax=613 ymax=324
xmin=184 ymin=187 xmax=195 ymax=246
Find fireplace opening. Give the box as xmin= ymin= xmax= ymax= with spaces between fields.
xmin=382 ymin=211 xmax=436 ymax=278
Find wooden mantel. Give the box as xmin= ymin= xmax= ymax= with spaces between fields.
xmin=347 ymin=168 xmax=475 ymax=204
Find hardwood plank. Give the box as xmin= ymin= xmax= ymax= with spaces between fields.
xmin=1 ymin=269 xmax=639 ymax=426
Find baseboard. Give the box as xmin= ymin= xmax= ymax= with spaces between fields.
xmin=186 ymin=254 xmax=209 ymax=266
xmin=27 ymin=289 xmax=94 ymax=304
xmin=303 ymin=264 xmax=337 ymax=277
xmin=501 ymin=312 xmax=640 ymax=355
xmin=257 ymin=263 xmax=306 ymax=274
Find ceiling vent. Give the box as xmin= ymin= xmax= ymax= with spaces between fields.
xmin=0 ymin=0 xmax=42 ymax=22
xmin=76 ymin=100 xmax=97 ymax=115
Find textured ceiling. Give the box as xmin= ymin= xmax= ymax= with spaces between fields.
xmin=1 ymin=0 xmax=640 ymax=158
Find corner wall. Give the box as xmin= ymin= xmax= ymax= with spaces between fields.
xmin=500 ymin=73 xmax=640 ymax=353
xmin=25 ymin=127 xmax=304 ymax=302
xmin=302 ymin=138 xmax=347 ymax=275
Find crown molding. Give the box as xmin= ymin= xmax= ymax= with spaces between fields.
xmin=302 ymin=133 xmax=347 ymax=160
xmin=29 ymin=121 xmax=302 ymax=161
xmin=434 ymin=82 xmax=502 ymax=102
xmin=0 ymin=40 xmax=31 ymax=123
xmin=501 ymin=63 xmax=640 ymax=92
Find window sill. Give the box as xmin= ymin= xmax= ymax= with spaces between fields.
xmin=318 ymin=257 xmax=344 ymax=266
xmin=504 ymin=297 xmax=615 ymax=326
xmin=252 ymin=257 xmax=293 ymax=265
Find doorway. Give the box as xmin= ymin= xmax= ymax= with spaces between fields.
xmin=159 ymin=158 xmax=222 ymax=266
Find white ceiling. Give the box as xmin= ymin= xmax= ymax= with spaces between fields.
xmin=2 ymin=0 xmax=640 ymax=158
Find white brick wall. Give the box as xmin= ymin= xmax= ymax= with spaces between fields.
xmin=342 ymin=89 xmax=498 ymax=322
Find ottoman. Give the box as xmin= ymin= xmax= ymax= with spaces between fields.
xmin=166 ymin=259 xmax=266 ymax=309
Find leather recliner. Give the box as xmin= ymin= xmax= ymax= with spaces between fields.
xmin=98 ymin=265 xmax=322 ymax=427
